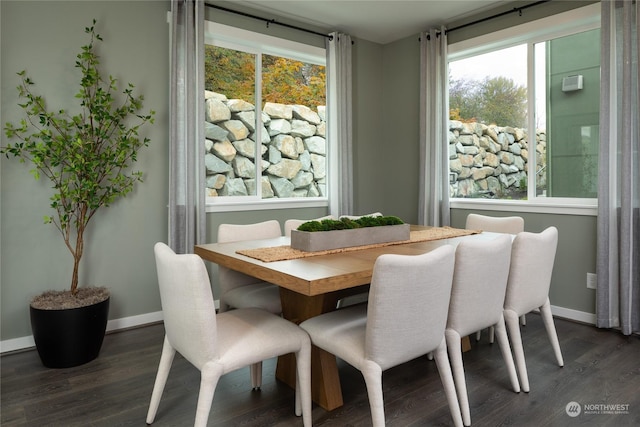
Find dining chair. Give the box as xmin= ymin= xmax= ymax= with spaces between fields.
xmin=146 ymin=243 xmax=312 ymax=427
xmin=465 ymin=213 xmax=525 ymax=342
xmin=335 ymin=212 xmax=382 ymax=308
xmin=503 ymin=226 xmax=564 ymax=392
xmin=217 ymin=220 xmax=282 ymax=314
xmin=446 ymin=235 xmax=520 ymax=426
xmin=465 ymin=213 xmax=524 ymax=235
xmin=300 ymin=245 xmax=463 ymax=427
xmin=217 ymin=220 xmax=284 ymax=389
xmin=338 ymin=211 xmax=382 ymax=220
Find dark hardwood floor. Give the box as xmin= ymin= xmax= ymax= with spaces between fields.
xmin=2 ymin=313 xmax=639 ymax=426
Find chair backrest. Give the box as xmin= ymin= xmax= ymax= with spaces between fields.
xmin=284 ymin=215 xmax=336 ymax=237
xmin=217 ymin=220 xmax=283 ymax=294
xmin=465 ymin=213 xmax=524 ymax=234
xmin=365 ymin=245 xmax=456 ymax=370
xmin=217 ymin=220 xmax=282 ymax=243
xmin=154 ymin=242 xmax=217 ymax=369
xmin=504 ymin=226 xmax=558 ymax=315
xmin=447 ymin=235 xmax=512 ymax=336
xmin=339 ymin=212 xmax=383 ymax=220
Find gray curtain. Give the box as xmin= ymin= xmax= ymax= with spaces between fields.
xmin=327 ymin=32 xmax=354 ymax=217
xmin=419 ymin=28 xmax=450 ymax=226
xmin=168 ymin=0 xmax=206 ymax=254
xmin=597 ymin=0 xmax=640 ymax=335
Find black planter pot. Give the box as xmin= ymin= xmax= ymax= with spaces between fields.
xmin=30 ymin=297 xmax=110 ymax=368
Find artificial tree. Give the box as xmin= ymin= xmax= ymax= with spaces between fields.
xmin=2 ymin=20 xmax=155 ymax=306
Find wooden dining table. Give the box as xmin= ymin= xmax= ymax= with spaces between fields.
xmin=194 ymin=225 xmax=498 ymax=411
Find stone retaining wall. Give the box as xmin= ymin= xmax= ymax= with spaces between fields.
xmin=449 ymin=120 xmax=546 ymax=198
xmin=204 ymin=91 xmax=326 ymax=198
xmin=204 ymin=91 xmax=545 ymax=200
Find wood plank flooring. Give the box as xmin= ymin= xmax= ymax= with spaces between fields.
xmin=2 ymin=313 xmax=639 ymax=426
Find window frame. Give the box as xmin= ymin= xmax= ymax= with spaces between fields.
xmin=447 ymin=3 xmax=600 ymax=216
xmin=204 ymin=22 xmax=331 ymax=213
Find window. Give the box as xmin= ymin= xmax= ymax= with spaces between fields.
xmin=204 ymin=22 xmax=328 ymax=211
xmin=448 ymin=4 xmax=600 ymax=212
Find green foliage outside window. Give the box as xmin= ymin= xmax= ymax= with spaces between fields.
xmin=205 ymin=45 xmax=326 ymax=108
xmin=449 ymin=76 xmax=527 ymax=127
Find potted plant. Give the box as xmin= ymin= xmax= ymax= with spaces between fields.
xmin=1 ymin=20 xmax=154 ymax=368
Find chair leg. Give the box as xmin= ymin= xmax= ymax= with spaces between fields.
xmin=433 ymin=339 xmax=464 ymax=427
xmin=520 ymin=314 xmax=527 ymax=326
xmin=250 ymin=362 xmax=263 ymax=389
xmin=295 ymin=343 xmax=312 ymax=427
xmin=361 ymin=361 xmax=385 ymax=427
xmin=494 ymin=316 xmax=520 ymax=393
xmin=504 ymin=309 xmax=530 ymax=392
xmin=146 ymin=336 xmax=176 ymax=424
xmin=489 ymin=325 xmax=495 ymax=344
xmin=540 ymin=299 xmax=564 ymax=367
xmin=194 ymin=365 xmax=222 ymax=427
xmin=445 ymin=330 xmax=470 ymax=426
xmin=475 ymin=329 xmax=482 ymax=342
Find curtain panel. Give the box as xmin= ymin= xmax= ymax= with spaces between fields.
xmin=597 ymin=0 xmax=640 ymax=335
xmin=419 ymin=28 xmax=450 ymax=227
xmin=327 ymin=32 xmax=354 ymax=217
xmin=168 ymin=0 xmax=206 ymax=254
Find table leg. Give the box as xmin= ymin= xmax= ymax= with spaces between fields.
xmin=276 ymin=288 xmax=343 ymax=411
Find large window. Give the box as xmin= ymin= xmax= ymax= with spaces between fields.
xmin=204 ymin=23 xmax=328 ymax=210
xmin=448 ymin=4 xmax=600 ymax=211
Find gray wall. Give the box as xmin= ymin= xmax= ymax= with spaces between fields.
xmin=1 ymin=0 xmax=600 ymax=344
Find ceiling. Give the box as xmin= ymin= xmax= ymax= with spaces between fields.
xmin=237 ymin=0 xmax=509 ymax=44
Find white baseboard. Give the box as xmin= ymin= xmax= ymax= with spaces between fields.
xmin=0 ymin=335 xmax=36 ymax=354
xmin=0 ymin=301 xmax=592 ymax=354
xmin=105 ymin=311 xmax=164 ymax=332
xmin=550 ymin=305 xmax=596 ymax=325
xmin=0 ymin=310 xmax=164 ymax=354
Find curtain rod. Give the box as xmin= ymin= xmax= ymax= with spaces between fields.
xmin=446 ymin=0 xmax=552 ymax=34
xmin=206 ymin=3 xmax=333 ymax=40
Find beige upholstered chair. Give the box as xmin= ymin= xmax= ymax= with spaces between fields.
xmin=338 ymin=211 xmax=382 ymax=220
xmin=465 ymin=213 xmax=524 ymax=235
xmin=336 ymin=212 xmax=383 ymax=308
xmin=446 ymin=235 xmax=520 ymax=426
xmin=146 ymin=243 xmax=312 ymax=427
xmin=218 ymin=220 xmax=283 ymax=389
xmin=504 ymin=226 xmax=564 ymax=392
xmin=217 ymin=220 xmax=282 ymax=314
xmin=300 ymin=246 xmax=463 ymax=427
xmin=465 ymin=213 xmax=525 ymax=342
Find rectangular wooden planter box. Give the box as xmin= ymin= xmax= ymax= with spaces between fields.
xmin=290 ymin=223 xmax=410 ymax=252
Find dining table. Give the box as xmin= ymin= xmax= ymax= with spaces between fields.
xmin=194 ymin=224 xmax=499 ymax=411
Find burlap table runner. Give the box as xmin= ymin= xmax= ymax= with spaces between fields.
xmin=236 ymin=226 xmax=480 ymax=262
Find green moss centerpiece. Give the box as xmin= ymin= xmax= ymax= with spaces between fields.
xmin=290 ymin=216 xmax=409 ymax=252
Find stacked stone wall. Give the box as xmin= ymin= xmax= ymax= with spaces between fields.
xmin=204 ymin=91 xmax=545 ymax=200
xmin=204 ymin=91 xmax=326 ymax=198
xmin=449 ymin=120 xmax=546 ymax=198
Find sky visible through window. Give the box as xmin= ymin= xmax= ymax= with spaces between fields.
xmin=449 ymin=44 xmax=547 ymax=129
